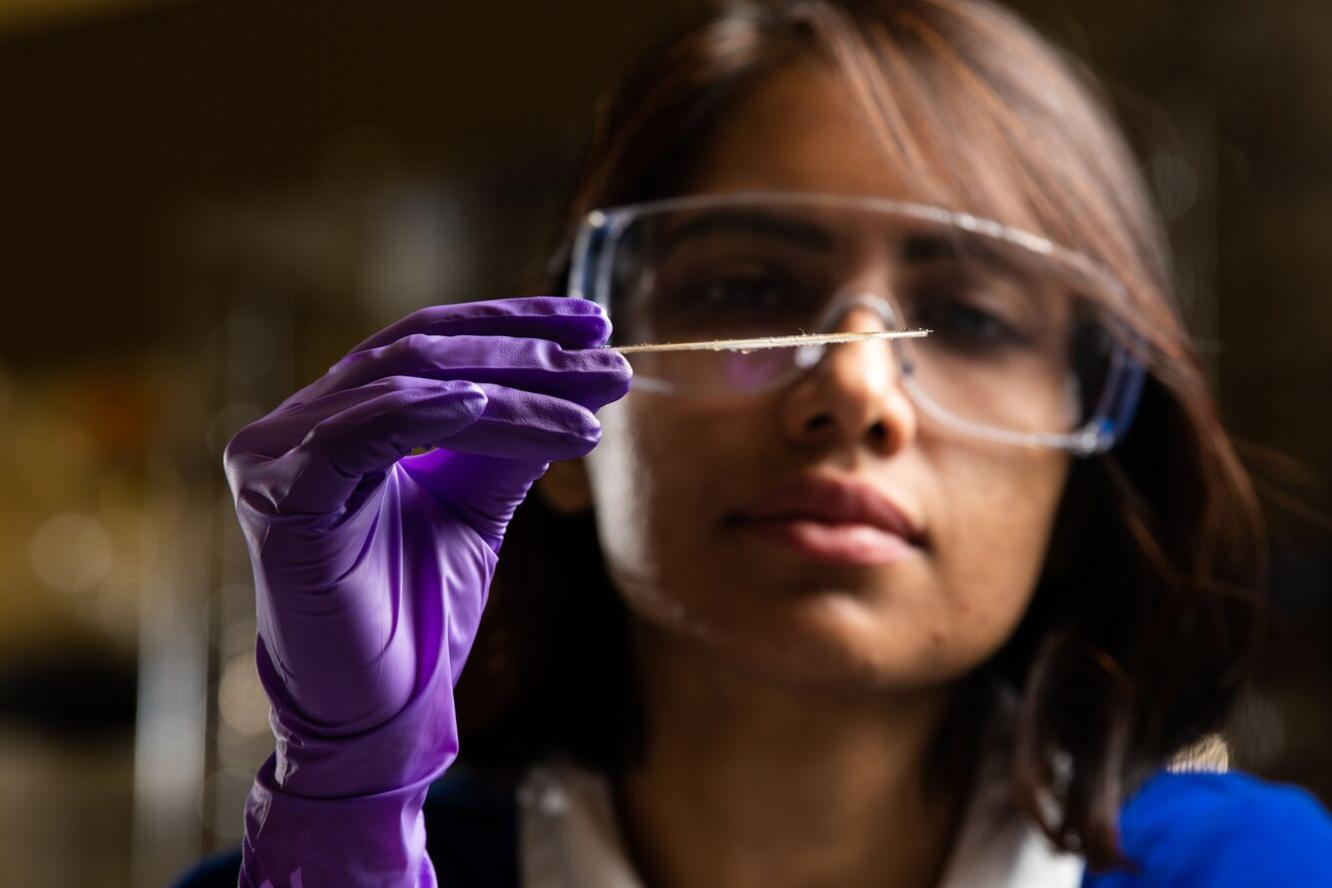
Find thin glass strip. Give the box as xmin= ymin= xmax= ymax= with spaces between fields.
xmin=609 ymin=328 xmax=930 ymax=354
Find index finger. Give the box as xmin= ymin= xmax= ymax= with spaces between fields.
xmin=350 ymin=296 xmax=611 ymax=354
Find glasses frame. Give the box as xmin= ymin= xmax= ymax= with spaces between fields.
xmin=568 ymin=190 xmax=1147 ymax=456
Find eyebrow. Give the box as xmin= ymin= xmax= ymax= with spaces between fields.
xmin=902 ymin=231 xmax=1034 ymax=285
xmin=659 ymin=209 xmax=836 ymax=252
xmin=657 ymin=208 xmax=1030 ymax=275
xmin=902 ymin=233 xmax=960 ymax=263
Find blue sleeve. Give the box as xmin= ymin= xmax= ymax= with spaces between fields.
xmin=1084 ymin=770 xmax=1332 ymax=887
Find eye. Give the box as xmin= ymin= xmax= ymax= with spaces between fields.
xmin=912 ymin=297 xmax=1027 ymax=350
xmin=900 ymin=271 xmax=1033 ymax=349
xmin=700 ymin=270 xmax=786 ymax=313
xmin=943 ymin=303 xmax=1013 ymax=339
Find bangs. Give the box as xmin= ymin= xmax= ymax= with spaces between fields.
xmin=798 ymin=2 xmax=1164 ymax=328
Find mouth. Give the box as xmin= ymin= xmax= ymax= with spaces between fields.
xmin=726 ymin=472 xmax=926 ymax=567
xmin=735 ymin=517 xmax=920 ymax=566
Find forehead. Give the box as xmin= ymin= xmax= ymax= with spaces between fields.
xmin=681 ymin=56 xmax=926 ymax=202
xmin=677 ymin=54 xmax=1040 ymax=238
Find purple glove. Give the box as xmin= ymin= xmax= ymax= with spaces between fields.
xmin=222 ymin=296 xmax=631 ymax=887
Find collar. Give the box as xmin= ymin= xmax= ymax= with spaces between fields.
xmin=515 ymin=757 xmax=1084 ymax=888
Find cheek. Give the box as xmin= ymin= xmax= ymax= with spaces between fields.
xmin=584 ymin=396 xmax=730 ymax=634
xmin=924 ymin=450 xmax=1069 ymax=662
xmin=585 ymin=397 xmax=656 ymax=582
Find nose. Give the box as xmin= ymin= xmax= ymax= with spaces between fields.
xmin=781 ymin=296 xmax=918 ymax=456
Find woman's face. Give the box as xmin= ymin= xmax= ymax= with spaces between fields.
xmin=557 ymin=59 xmax=1071 ymax=692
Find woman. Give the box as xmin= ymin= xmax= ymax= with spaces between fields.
xmin=183 ymin=0 xmax=1332 ymax=885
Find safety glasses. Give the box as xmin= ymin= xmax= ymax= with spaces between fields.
xmin=570 ymin=191 xmax=1146 ymax=455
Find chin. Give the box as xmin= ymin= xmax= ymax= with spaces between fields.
xmin=699 ymin=595 xmax=983 ymax=693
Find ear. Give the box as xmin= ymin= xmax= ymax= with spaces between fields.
xmin=536 ymin=457 xmax=594 ymax=514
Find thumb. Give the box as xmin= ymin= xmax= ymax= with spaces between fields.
xmin=399 ymin=449 xmax=550 ymax=553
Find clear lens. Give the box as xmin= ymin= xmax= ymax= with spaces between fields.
xmin=577 ymin=194 xmax=1140 ymax=450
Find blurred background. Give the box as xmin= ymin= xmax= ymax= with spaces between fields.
xmin=0 ymin=0 xmax=1327 ymax=884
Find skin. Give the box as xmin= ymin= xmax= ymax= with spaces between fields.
xmin=538 ymin=57 xmax=1072 ymax=888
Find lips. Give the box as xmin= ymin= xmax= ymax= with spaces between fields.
xmin=729 ymin=473 xmax=925 ymax=565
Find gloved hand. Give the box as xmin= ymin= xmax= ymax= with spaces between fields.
xmin=222 ymin=296 xmax=631 ymax=887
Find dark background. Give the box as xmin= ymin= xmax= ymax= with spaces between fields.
xmin=0 ymin=1 xmax=1327 ymax=884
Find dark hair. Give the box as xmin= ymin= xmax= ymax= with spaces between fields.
xmin=455 ymin=0 xmax=1266 ymax=872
